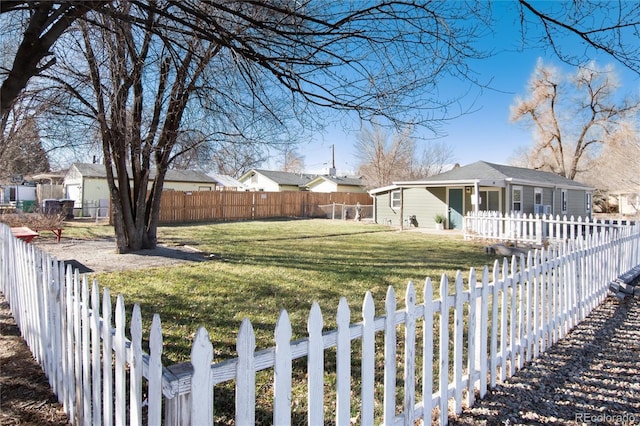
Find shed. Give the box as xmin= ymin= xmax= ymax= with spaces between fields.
xmin=64 ymin=163 xmax=218 ymax=217
xmin=369 ymin=161 xmax=594 ymax=230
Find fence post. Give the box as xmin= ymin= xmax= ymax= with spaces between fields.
xmin=164 ymin=363 xmax=193 ymax=426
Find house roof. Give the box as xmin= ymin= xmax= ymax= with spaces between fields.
xmin=69 ymin=163 xmax=217 ymax=183
xmin=306 ymin=175 xmax=364 ymax=187
xmin=208 ymin=173 xmax=246 ymax=188
xmin=240 ymin=169 xmax=317 ymax=186
xmin=370 ymin=161 xmax=593 ymax=194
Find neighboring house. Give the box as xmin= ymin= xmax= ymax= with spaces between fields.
xmin=0 ymin=182 xmax=37 ymax=211
xmin=305 ymin=175 xmax=366 ymax=193
xmin=612 ymin=190 xmax=640 ymax=216
xmin=238 ymin=169 xmax=316 ymax=191
xmin=207 ymin=173 xmax=248 ymax=191
xmin=369 ymin=161 xmax=594 ymax=230
xmin=238 ymin=169 xmax=366 ymax=193
xmin=64 ymin=163 xmax=218 ymax=217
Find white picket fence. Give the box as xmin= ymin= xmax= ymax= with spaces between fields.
xmin=1 ymin=222 xmax=639 ymax=425
xmin=463 ymin=211 xmax=634 ymax=245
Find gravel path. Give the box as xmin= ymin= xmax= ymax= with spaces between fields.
xmin=450 ymin=295 xmax=640 ymax=425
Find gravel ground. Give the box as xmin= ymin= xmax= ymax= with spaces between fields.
xmin=450 ymin=295 xmax=640 ymax=425
xmin=33 ymin=237 xmax=210 ymax=273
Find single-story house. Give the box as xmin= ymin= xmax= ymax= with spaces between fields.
xmin=238 ymin=169 xmax=316 ymax=191
xmin=64 ymin=163 xmax=218 ymax=217
xmin=305 ymin=175 xmax=366 ymax=193
xmin=208 ymin=173 xmax=247 ymax=191
xmin=238 ymin=169 xmax=366 ymax=193
xmin=369 ymin=161 xmax=594 ymax=230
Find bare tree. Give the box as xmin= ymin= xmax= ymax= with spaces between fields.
xmin=0 ymin=1 xmax=105 ymax=121
xmin=581 ymin=121 xmax=640 ymax=212
xmin=510 ymin=60 xmax=639 ymax=180
xmin=356 ymin=124 xmax=416 ymax=188
xmin=279 ymin=143 xmax=305 ymax=174
xmin=517 ymin=1 xmax=640 ymax=75
xmin=210 ymin=140 xmax=266 ymax=178
xmin=413 ymin=141 xmax=456 ymax=178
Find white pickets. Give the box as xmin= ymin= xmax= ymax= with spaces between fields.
xmin=335 ymin=297 xmax=351 ymax=426
xmin=90 ymin=282 xmax=101 ymax=426
xmin=148 ymin=314 xmax=163 ymax=426
xmin=307 ymin=302 xmax=324 ymax=426
xmin=274 ymin=310 xmax=293 ymax=425
xmin=114 ymin=295 xmax=126 ymax=426
xmin=464 ymin=211 xmax=627 ymax=245
xmin=102 ymin=288 xmax=113 ymax=426
xmin=423 ymin=277 xmax=435 ymax=416
xmin=0 ymin=220 xmax=638 ymax=426
xmin=191 ymin=327 xmax=214 ymax=425
xmin=236 ymin=318 xmax=256 ymax=426
xmin=361 ymin=292 xmax=375 ymax=426
xmin=439 ymin=274 xmax=449 ymax=426
xmin=404 ymin=283 xmax=417 ymax=425
xmin=383 ymin=285 xmax=397 ymax=425
xmin=130 ymin=304 xmax=143 ymax=426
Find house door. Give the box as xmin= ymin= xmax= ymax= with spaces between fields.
xmin=448 ymin=188 xmax=463 ymax=229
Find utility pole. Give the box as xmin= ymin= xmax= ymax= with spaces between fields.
xmin=329 ymin=144 xmax=336 ymax=176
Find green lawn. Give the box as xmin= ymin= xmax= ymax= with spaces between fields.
xmin=82 ymin=219 xmax=499 ymax=364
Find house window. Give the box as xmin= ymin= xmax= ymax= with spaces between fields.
xmin=391 ymin=190 xmax=401 ymax=209
xmin=479 ymin=190 xmax=500 ymax=211
xmin=561 ymin=189 xmax=568 ymax=214
xmin=585 ymin=192 xmax=591 ymax=212
xmin=512 ymin=186 xmax=522 ymax=212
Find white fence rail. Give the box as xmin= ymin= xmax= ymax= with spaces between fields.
xmin=464 ymin=211 xmax=635 ymax=245
xmin=1 ymin=223 xmax=639 ymax=425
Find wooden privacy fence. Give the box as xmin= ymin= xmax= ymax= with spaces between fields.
xmin=1 ymin=223 xmax=639 ymax=425
xmin=158 ymin=191 xmax=372 ymax=224
xmin=464 ymin=211 xmax=634 ymax=245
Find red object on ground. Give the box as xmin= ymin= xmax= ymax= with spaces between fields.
xmin=33 ymin=228 xmax=64 ymax=243
xmin=10 ymin=227 xmax=39 ymax=243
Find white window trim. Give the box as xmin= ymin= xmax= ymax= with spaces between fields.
xmin=585 ymin=192 xmax=592 ymax=212
xmin=512 ymin=186 xmax=523 ymax=212
xmin=561 ymin=189 xmax=568 ymax=214
xmin=391 ymin=190 xmax=401 ymax=209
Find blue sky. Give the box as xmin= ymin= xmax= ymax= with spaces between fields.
xmin=296 ymin=2 xmax=640 ymax=175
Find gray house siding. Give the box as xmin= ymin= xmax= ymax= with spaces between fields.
xmin=553 ymin=188 xmax=590 ymax=218
xmin=374 ymin=187 xmax=446 ymax=228
xmin=374 ymin=191 xmax=400 ymax=225
xmin=404 ymin=187 xmax=446 ymax=228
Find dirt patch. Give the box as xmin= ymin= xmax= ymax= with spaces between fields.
xmin=34 ymin=238 xmax=210 ymax=273
xmin=0 ymin=296 xmax=69 ymax=425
